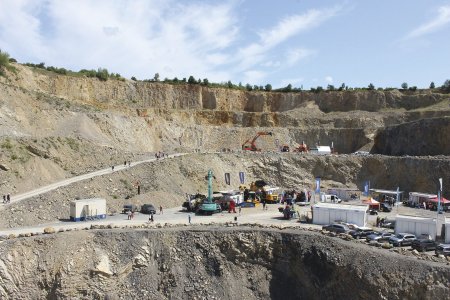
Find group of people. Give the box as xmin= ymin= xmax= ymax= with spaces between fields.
xmin=376 ymin=216 xmax=387 ymax=227
xmin=2 ymin=194 xmax=10 ymax=204
xmin=155 ymin=151 xmax=168 ymax=159
xmin=127 ymin=210 xmax=135 ymax=220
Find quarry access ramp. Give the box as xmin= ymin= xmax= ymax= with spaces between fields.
xmin=3 ymin=153 xmax=188 ymax=205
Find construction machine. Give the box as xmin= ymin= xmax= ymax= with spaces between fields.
xmin=242 ymin=132 xmax=273 ymax=151
xmin=197 ymin=170 xmax=222 ymax=215
xmin=293 ymin=141 xmax=309 ymax=153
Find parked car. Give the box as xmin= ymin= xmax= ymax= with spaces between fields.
xmin=435 ymin=244 xmax=450 ymax=256
xmin=140 ymin=204 xmax=157 ymax=214
xmin=122 ymin=204 xmax=139 ymax=214
xmin=366 ymin=231 xmax=394 ymax=243
xmin=322 ymin=223 xmax=350 ymax=234
xmin=380 ymin=203 xmax=392 ymax=212
xmin=389 ymin=233 xmax=417 ymax=247
xmin=349 ymin=227 xmax=375 ymax=239
xmin=411 ymin=239 xmax=437 ymax=252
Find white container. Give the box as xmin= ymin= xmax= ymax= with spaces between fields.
xmin=394 ymin=215 xmax=437 ymax=240
xmin=312 ymin=203 xmax=368 ymax=227
xmin=70 ymin=198 xmax=107 ymax=221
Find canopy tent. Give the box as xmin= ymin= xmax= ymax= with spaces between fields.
xmin=428 ymin=197 xmax=450 ymax=204
xmin=362 ymin=198 xmax=380 ymax=209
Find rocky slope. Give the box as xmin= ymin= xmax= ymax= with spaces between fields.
xmin=0 ymin=227 xmax=448 ymax=300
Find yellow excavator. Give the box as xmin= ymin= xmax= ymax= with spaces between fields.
xmin=242 ymin=132 xmax=273 ymax=151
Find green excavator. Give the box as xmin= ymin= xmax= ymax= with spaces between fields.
xmin=197 ymin=170 xmax=222 ymax=215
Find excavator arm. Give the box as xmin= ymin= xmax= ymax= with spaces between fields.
xmin=242 ymin=132 xmax=273 ymax=151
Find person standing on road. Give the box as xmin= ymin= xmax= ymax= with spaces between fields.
xmin=159 ymin=205 xmax=163 ymax=214
xmin=112 ymin=165 xmax=115 ymax=171
xmin=262 ymin=199 xmax=266 ymax=210
xmin=6 ymin=194 xmax=10 ymax=203
xmin=2 ymin=195 xmax=5 ymax=204
xmin=127 ymin=210 xmax=131 ymax=220
xmin=150 ymin=213 xmax=154 ymax=222
xmin=188 ymin=214 xmax=191 ymax=224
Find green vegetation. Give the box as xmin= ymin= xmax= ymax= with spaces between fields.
xmin=441 ymin=79 xmax=450 ymax=93
xmin=401 ymin=82 xmax=408 ymax=89
xmin=0 ymin=49 xmax=16 ymax=76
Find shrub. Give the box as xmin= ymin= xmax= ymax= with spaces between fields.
xmin=96 ymin=68 xmax=109 ymax=81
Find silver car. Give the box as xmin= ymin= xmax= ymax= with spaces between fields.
xmin=389 ymin=233 xmax=416 ymax=247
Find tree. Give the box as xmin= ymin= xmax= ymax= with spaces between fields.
xmin=441 ymin=79 xmax=450 ymax=92
xmin=401 ymin=82 xmax=408 ymax=89
xmin=131 ymin=76 xmax=137 ymax=81
xmin=187 ymin=75 xmax=197 ymax=84
xmin=338 ymin=83 xmax=345 ymax=91
xmin=327 ymin=84 xmax=335 ymax=91
xmin=153 ymin=73 xmax=160 ymax=81
xmin=202 ymin=78 xmax=209 ymax=86
xmin=96 ymin=68 xmax=109 ymax=81
xmin=265 ymin=84 xmax=272 ymax=91
xmin=284 ymin=84 xmax=292 ymax=92
xmin=368 ymin=83 xmax=375 ymax=90
xmin=227 ymin=80 xmax=233 ymax=88
xmin=429 ymin=82 xmax=435 ymax=89
xmin=245 ymin=83 xmax=252 ymax=91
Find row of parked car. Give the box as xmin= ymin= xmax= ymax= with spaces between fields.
xmin=322 ymin=223 xmax=450 ymax=256
xmin=122 ymin=204 xmax=157 ymax=214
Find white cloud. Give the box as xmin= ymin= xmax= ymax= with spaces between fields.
xmin=325 ymin=76 xmax=333 ymax=84
xmin=235 ymin=7 xmax=340 ymax=71
xmin=285 ymin=48 xmax=314 ymax=66
xmin=404 ymin=5 xmax=450 ymax=39
xmin=242 ymin=70 xmax=267 ymax=85
xmin=0 ymin=0 xmax=239 ymax=82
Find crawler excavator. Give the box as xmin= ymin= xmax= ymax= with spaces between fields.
xmin=293 ymin=141 xmax=309 ymax=153
xmin=242 ymin=132 xmax=273 ymax=151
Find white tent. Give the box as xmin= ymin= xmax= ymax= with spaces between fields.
xmin=394 ymin=215 xmax=437 ymax=240
xmin=70 ymin=198 xmax=107 ymax=222
xmin=312 ymin=203 xmax=368 ymax=227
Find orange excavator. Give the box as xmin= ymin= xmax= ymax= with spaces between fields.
xmin=293 ymin=141 xmax=309 ymax=153
xmin=242 ymin=132 xmax=273 ymax=151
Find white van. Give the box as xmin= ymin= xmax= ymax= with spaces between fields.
xmin=320 ymin=194 xmax=342 ymax=203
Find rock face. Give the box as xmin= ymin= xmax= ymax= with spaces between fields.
xmin=2 ymin=64 xmax=447 ymax=113
xmin=372 ymin=117 xmax=450 ymax=156
xmin=0 ymin=228 xmax=448 ymax=300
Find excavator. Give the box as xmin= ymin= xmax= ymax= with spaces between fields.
xmin=242 ymin=132 xmax=273 ymax=151
xmin=293 ymin=141 xmax=309 ymax=153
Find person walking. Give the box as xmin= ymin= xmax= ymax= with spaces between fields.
xmin=150 ymin=213 xmax=154 ymax=223
xmin=159 ymin=205 xmax=163 ymax=215
xmin=188 ymin=214 xmax=191 ymax=224
xmin=6 ymin=194 xmax=10 ymax=203
xmin=262 ymin=199 xmax=266 ymax=210
xmin=127 ymin=210 xmax=131 ymax=220
xmin=2 ymin=195 xmax=5 ymax=204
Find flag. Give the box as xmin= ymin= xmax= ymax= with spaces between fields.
xmin=439 ymin=178 xmax=443 ymax=191
xmin=396 ymin=187 xmax=400 ymax=205
xmin=364 ymin=181 xmax=369 ymax=196
xmin=239 ymin=172 xmax=245 ymax=184
xmin=225 ymin=173 xmax=230 ymax=185
xmin=315 ymin=177 xmax=321 ymax=193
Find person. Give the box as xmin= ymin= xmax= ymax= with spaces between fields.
xmin=376 ymin=216 xmax=380 ymax=227
xmin=111 ymin=165 xmax=114 ymax=171
xmin=188 ymin=214 xmax=191 ymax=224
xmin=128 ymin=161 xmax=131 ymax=167
xmin=150 ymin=213 xmax=154 ymax=222
xmin=137 ymin=185 xmax=141 ymax=195
xmin=131 ymin=211 xmax=135 ymax=220
xmin=262 ymin=199 xmax=266 ymax=210
xmin=124 ymin=161 xmax=127 ymax=166
xmin=2 ymin=195 xmax=5 ymax=204
xmin=238 ymin=205 xmax=242 ymax=214
xmin=159 ymin=205 xmax=163 ymax=214
xmin=6 ymin=194 xmax=10 ymax=203
xmin=127 ymin=210 xmax=131 ymax=220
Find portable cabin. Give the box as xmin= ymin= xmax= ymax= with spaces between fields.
xmin=369 ymin=189 xmax=403 ymax=204
xmin=312 ymin=203 xmax=368 ymax=227
xmin=70 ymin=198 xmax=107 ymax=221
xmin=394 ymin=215 xmax=437 ymax=240
xmin=309 ymin=146 xmax=331 ymax=155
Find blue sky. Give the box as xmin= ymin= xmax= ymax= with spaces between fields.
xmin=0 ymin=0 xmax=449 ymax=89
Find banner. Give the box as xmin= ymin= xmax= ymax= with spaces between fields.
xmin=315 ymin=177 xmax=321 ymax=193
xmin=225 ymin=173 xmax=230 ymax=185
xmin=396 ymin=186 xmax=400 ymax=205
xmin=364 ymin=181 xmax=369 ymax=196
xmin=239 ymin=172 xmax=245 ymax=184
